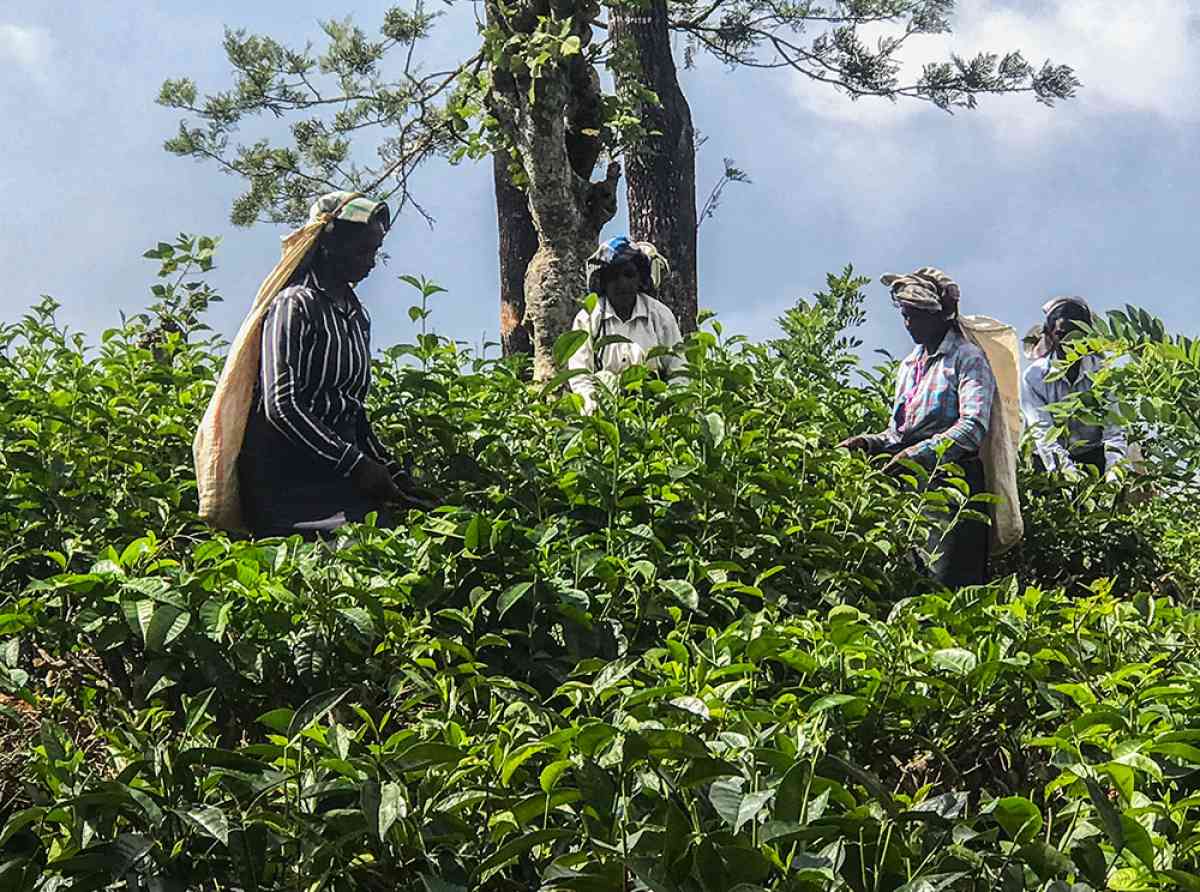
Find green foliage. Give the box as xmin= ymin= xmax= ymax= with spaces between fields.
xmin=159 ymin=8 xmax=460 ymax=226
xmin=671 ymin=0 xmax=1078 ymax=110
xmin=157 ymin=2 xmax=651 ymax=228
xmin=0 ymin=236 xmax=223 ymax=588
xmin=1086 ymin=306 xmax=1200 ymax=484
xmin=160 ymin=2 xmax=1078 ymax=230
xmin=2 ymin=241 xmax=1199 ymax=890
xmin=993 ymin=304 xmax=1200 ymax=596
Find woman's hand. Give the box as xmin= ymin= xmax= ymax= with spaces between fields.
xmin=393 ymin=474 xmax=438 ymax=511
xmin=839 ymin=435 xmax=870 ymax=451
xmin=882 ymin=447 xmax=921 ymax=477
xmin=351 ymin=458 xmax=401 ymax=503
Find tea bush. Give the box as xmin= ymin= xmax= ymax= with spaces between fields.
xmin=1 ymin=241 xmax=1198 ymax=891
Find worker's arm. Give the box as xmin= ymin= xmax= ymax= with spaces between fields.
xmin=654 ymin=304 xmax=686 ymax=379
xmin=855 ymin=364 xmax=906 ymax=454
xmin=567 ymin=308 xmax=600 ymax=411
xmin=261 ymin=294 xmax=363 ymax=476
xmin=906 ymin=350 xmax=995 ymax=467
xmin=358 ymin=411 xmax=403 ymax=480
xmin=1021 ymin=364 xmax=1075 ymax=472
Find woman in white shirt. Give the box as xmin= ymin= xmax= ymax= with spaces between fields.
xmin=1021 ymin=296 xmax=1126 ymax=476
xmin=568 ymin=236 xmax=685 ymax=412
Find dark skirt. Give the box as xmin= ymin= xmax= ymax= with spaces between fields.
xmin=237 ymin=409 xmax=384 ymax=539
xmin=926 ymin=455 xmax=990 ymax=589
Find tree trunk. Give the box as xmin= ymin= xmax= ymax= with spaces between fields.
xmin=485 ymin=0 xmax=620 ymax=381
xmin=510 ymin=69 xmax=621 ymax=381
xmin=493 ymin=152 xmax=537 ymax=357
xmin=611 ymin=0 xmax=698 ymax=333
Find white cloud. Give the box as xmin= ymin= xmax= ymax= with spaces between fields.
xmin=765 ymin=0 xmax=1200 ymax=226
xmin=789 ymin=0 xmax=1200 ymax=134
xmin=961 ymin=0 xmax=1200 ymax=121
xmin=0 ymin=23 xmax=53 ymax=81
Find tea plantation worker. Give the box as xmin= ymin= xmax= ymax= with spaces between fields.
xmin=237 ymin=192 xmax=420 ymax=539
xmin=839 ymin=267 xmax=997 ymax=588
xmin=1022 ymin=296 xmax=1126 ymax=477
xmin=567 ymin=236 xmax=684 ymax=414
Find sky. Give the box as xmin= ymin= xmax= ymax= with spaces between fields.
xmin=2 ymin=0 xmax=1198 ymax=362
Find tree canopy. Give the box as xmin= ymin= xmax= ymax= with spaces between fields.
xmin=158 ymin=0 xmax=1078 ymax=229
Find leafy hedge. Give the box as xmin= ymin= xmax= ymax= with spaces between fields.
xmin=1 ymin=239 xmax=1198 ymax=891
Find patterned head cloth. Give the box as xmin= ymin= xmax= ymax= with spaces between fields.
xmin=632 ymin=241 xmax=671 ymax=291
xmin=880 ymin=267 xmax=961 ymax=320
xmin=307 ymin=191 xmax=391 ymax=234
xmin=1026 ymin=295 xmax=1092 ymax=359
xmin=586 ymin=236 xmax=658 ymax=296
xmin=1042 ymin=295 xmax=1092 ymax=322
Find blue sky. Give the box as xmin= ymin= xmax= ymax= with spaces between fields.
xmin=2 ymin=0 xmax=1197 ymax=361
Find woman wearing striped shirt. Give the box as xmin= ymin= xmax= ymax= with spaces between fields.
xmin=238 ymin=193 xmax=413 ymax=538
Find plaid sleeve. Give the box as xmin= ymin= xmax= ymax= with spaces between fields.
xmin=908 ymin=348 xmax=995 ymax=466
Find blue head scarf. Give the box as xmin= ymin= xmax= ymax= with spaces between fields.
xmin=586 ymin=236 xmax=655 ymax=296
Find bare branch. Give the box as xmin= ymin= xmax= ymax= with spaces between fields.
xmin=697 ymin=157 xmax=751 ymax=229
xmin=159 ymin=9 xmax=473 ymax=226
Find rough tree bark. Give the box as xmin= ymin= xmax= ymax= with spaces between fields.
xmin=486 ymin=0 xmax=622 ymax=379
xmin=611 ymin=0 xmax=698 ymax=333
xmin=491 ymin=3 xmax=620 ymax=360
xmin=493 ymin=153 xmax=537 ymax=357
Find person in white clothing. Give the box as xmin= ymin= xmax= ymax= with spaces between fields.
xmin=568 ymin=236 xmax=685 ymax=413
xmin=1021 ymin=296 xmax=1126 ymax=477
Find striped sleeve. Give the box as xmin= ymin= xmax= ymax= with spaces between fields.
xmin=260 ymin=292 xmax=364 ymax=476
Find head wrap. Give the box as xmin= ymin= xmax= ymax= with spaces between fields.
xmin=632 ymin=241 xmax=671 ymax=291
xmin=1043 ymin=295 xmax=1092 ymax=323
xmin=1024 ymin=295 xmax=1092 ymax=360
xmin=283 ymin=192 xmax=391 ymax=286
xmin=880 ymin=266 xmax=961 ymax=320
xmin=308 ymin=191 xmax=391 ymax=234
xmin=586 ymin=236 xmax=661 ymax=296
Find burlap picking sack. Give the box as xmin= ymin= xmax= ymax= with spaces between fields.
xmin=193 ymin=193 xmax=361 ymax=532
xmin=959 ymin=314 xmax=1024 ymax=554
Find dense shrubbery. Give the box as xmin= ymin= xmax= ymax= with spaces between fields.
xmin=1 ymin=241 xmax=1198 ymax=890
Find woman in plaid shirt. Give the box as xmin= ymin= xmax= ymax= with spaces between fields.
xmin=840 ymin=267 xmax=998 ymax=588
